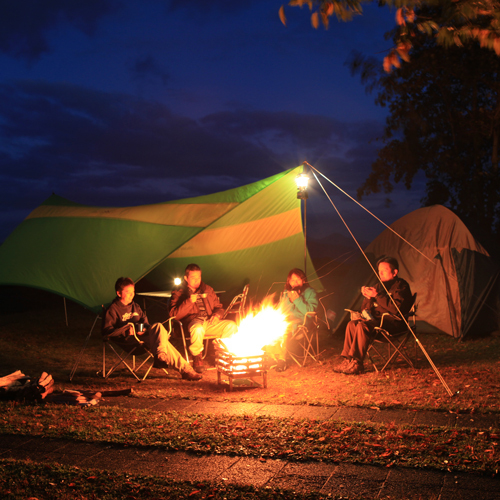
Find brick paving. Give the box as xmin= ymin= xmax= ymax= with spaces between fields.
xmin=1 ymin=397 xmax=499 ymax=499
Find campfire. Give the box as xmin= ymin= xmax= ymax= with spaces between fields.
xmin=215 ymin=299 xmax=289 ymax=390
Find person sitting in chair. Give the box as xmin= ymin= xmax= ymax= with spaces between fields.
xmin=169 ymin=263 xmax=238 ymax=373
xmin=264 ymin=268 xmax=318 ymax=372
xmin=333 ymin=256 xmax=413 ymax=375
xmin=103 ymin=277 xmax=202 ymax=381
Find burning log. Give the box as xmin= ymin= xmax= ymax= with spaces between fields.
xmin=214 ymin=339 xmax=268 ymax=391
xmin=214 ymin=299 xmax=290 ymax=390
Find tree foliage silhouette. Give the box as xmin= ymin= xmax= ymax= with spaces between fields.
xmin=349 ymin=30 xmax=500 ymax=248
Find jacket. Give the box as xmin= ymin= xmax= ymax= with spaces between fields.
xmin=102 ymin=298 xmax=148 ymax=339
xmin=362 ymin=277 xmax=413 ymax=326
xmin=169 ymin=281 xmax=224 ymax=325
xmin=280 ymin=285 xmax=318 ymax=326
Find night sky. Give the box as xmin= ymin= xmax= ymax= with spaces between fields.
xmin=0 ymin=0 xmax=425 ymax=248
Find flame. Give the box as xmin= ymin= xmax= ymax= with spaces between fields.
xmin=221 ymin=298 xmax=289 ymax=357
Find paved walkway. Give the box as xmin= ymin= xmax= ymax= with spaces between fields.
xmin=1 ymin=397 xmax=499 ymax=499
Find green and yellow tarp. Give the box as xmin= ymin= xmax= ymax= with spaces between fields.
xmin=0 ymin=166 xmax=320 ymax=312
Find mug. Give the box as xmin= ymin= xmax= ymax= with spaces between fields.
xmin=135 ymin=323 xmax=145 ymax=333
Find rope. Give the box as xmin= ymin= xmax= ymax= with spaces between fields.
xmin=309 ymin=165 xmax=454 ymax=397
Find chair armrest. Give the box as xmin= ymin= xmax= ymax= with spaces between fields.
xmin=375 ymin=312 xmax=406 ymax=332
xmin=302 ymin=311 xmax=317 ymax=325
xmin=376 ymin=312 xmax=393 ymax=330
xmin=162 ymin=317 xmax=186 ymax=338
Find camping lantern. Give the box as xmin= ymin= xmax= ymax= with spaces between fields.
xmin=295 ymin=173 xmax=309 ymax=200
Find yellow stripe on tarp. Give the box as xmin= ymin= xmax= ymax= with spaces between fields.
xmin=26 ymin=202 xmax=239 ymax=227
xmin=168 ymin=208 xmax=302 ymax=257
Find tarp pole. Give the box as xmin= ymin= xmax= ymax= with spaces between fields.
xmin=63 ymin=297 xmax=68 ymax=327
xmin=304 ymin=197 xmax=307 ymax=275
xmin=412 ymin=333 xmax=454 ymax=396
xmin=310 ymin=165 xmax=455 ymax=397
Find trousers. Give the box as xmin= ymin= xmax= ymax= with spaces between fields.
xmin=187 ymin=318 xmax=238 ymax=356
xmin=341 ymin=319 xmax=376 ymax=362
xmin=147 ymin=323 xmax=189 ymax=371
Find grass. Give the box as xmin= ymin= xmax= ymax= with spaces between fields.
xmin=1 ymin=286 xmax=500 ymax=498
xmin=1 ymin=404 xmax=499 ymax=473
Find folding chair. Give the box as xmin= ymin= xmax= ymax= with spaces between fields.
xmin=166 ymin=317 xmax=190 ymax=361
xmin=222 ymin=284 xmax=249 ymax=322
xmin=167 ymin=317 xmax=226 ymax=361
xmin=287 ymin=312 xmax=320 ymax=367
xmin=367 ymin=293 xmax=418 ymax=373
xmin=101 ymin=306 xmax=168 ymax=382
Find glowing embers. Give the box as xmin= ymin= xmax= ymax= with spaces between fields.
xmin=214 ymin=300 xmax=290 ymax=391
xmin=215 ymin=340 xmax=267 ymax=391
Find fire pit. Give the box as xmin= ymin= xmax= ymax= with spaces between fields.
xmin=214 ymin=339 xmax=268 ymax=391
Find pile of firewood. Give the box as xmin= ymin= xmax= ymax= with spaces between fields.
xmin=0 ymin=370 xmax=54 ymax=402
xmin=1 ymin=371 xmax=132 ymax=406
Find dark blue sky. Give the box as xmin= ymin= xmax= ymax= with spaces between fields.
xmin=0 ymin=0 xmax=424 ymax=246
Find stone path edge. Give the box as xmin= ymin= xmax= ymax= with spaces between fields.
xmin=100 ymin=396 xmax=500 ymax=430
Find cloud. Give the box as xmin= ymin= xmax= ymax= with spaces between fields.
xmin=168 ymin=0 xmax=256 ymax=15
xmin=0 ymin=0 xmax=119 ymax=62
xmin=0 ymin=79 xmax=383 ymax=242
xmin=129 ymin=54 xmax=170 ymax=85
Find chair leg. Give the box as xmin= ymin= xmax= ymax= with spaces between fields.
xmin=368 ymin=331 xmax=415 ymax=372
xmin=102 ymin=341 xmax=106 ymax=378
xmin=288 ymin=326 xmax=321 ymax=367
xmin=103 ymin=343 xmax=163 ymax=382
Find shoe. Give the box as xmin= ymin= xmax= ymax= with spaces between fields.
xmin=154 ymin=352 xmax=169 ymax=369
xmin=332 ymin=358 xmax=350 ymax=373
xmin=192 ymin=354 xmax=205 ymax=374
xmin=181 ymin=366 xmax=202 ymax=381
xmin=343 ymin=358 xmax=364 ymax=375
xmin=274 ymin=359 xmax=288 ymax=372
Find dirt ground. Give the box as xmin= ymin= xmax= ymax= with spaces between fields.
xmin=1 ymin=285 xmax=500 ymax=413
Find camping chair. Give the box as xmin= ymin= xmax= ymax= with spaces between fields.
xmin=194 ymin=284 xmax=249 ymax=359
xmin=287 ymin=312 xmax=320 ymax=367
xmin=222 ymin=284 xmax=249 ymax=322
xmin=165 ymin=317 xmax=190 ymax=361
xmin=166 ymin=316 xmax=226 ymax=362
xmin=366 ymin=293 xmax=418 ymax=373
xmin=101 ymin=306 xmax=168 ymax=382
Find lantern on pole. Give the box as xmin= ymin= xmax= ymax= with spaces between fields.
xmin=295 ymin=169 xmax=309 ymax=274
